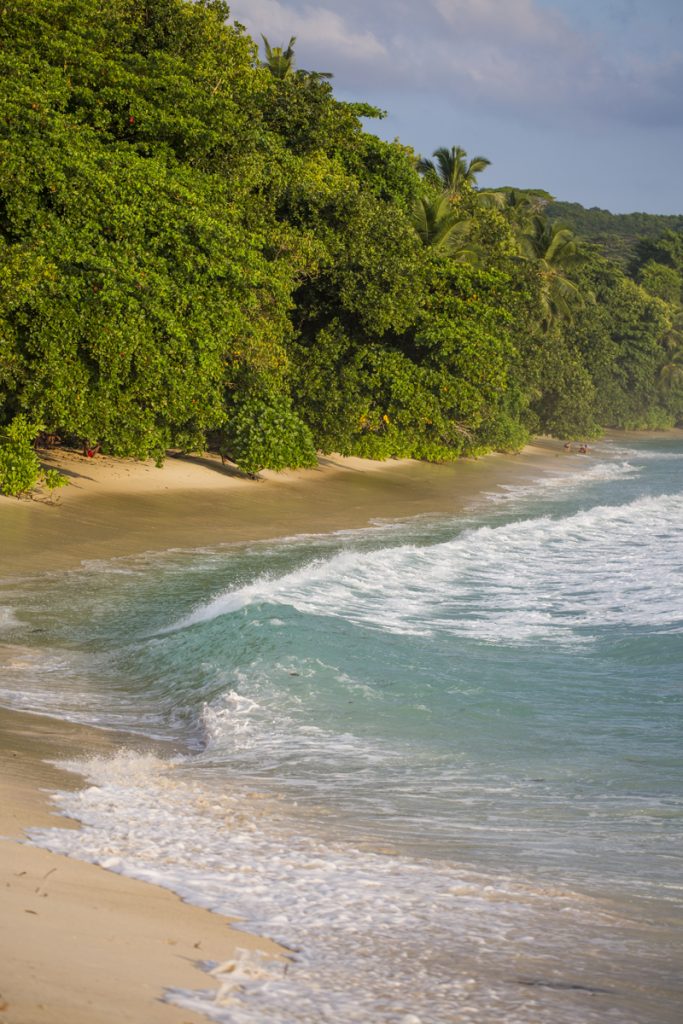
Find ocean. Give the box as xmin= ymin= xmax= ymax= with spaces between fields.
xmin=1 ymin=436 xmax=681 ymax=1023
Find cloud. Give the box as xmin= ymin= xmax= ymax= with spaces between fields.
xmin=425 ymin=1 xmax=601 ymax=111
xmin=231 ymin=0 xmax=386 ymax=65
xmin=433 ymin=0 xmax=567 ymax=44
xmin=227 ymin=0 xmax=683 ymax=128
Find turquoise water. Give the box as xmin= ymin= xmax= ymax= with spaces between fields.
xmin=1 ymin=438 xmax=682 ymax=1022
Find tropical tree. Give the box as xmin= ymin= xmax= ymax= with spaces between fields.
xmin=0 ymin=0 xmax=299 ymax=465
xmin=261 ymin=35 xmax=296 ymax=78
xmin=658 ymin=311 xmax=683 ymax=391
xmin=638 ymin=260 xmax=682 ymax=304
xmin=409 ymin=196 xmax=476 ymax=259
xmin=261 ymin=35 xmax=332 ymax=80
xmin=659 ymin=346 xmax=683 ymax=391
xmin=520 ymin=217 xmax=586 ymax=326
xmin=632 ymin=229 xmax=683 ymax=278
xmin=417 ymin=146 xmax=490 ymax=195
xmin=1 ymin=0 xmax=674 ymax=468
xmin=494 ymin=188 xmax=547 ymax=228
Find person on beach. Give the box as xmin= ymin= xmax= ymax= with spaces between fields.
xmin=563 ymin=441 xmax=572 ymax=451
xmin=578 ymin=443 xmax=588 ymax=454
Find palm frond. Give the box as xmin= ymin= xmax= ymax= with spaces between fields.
xmin=476 ymin=189 xmax=507 ymax=210
xmin=467 ymin=155 xmax=490 ymax=177
xmin=416 ymin=145 xmax=491 ymax=194
xmin=409 ymin=197 xmax=476 ymax=260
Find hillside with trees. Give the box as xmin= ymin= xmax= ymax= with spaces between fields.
xmin=1 ymin=0 xmax=681 ymax=494
xmin=547 ymin=202 xmax=683 ymax=268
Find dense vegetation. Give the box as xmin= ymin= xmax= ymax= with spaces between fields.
xmin=547 ymin=202 xmax=683 ymax=269
xmin=1 ymin=0 xmax=681 ymax=492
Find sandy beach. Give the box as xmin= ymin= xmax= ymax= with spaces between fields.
xmin=0 ymin=707 xmax=284 ymax=1024
xmin=1 ymin=441 xmax=575 ymax=574
xmin=0 ymin=439 xmax=623 ymax=1023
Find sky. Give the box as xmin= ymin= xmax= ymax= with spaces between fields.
xmin=226 ymin=0 xmax=683 ymax=215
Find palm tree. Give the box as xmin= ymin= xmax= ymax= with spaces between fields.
xmin=261 ymin=35 xmax=296 ymax=79
xmin=417 ymin=146 xmax=491 ymax=196
xmin=409 ymin=196 xmax=478 ymax=261
xmin=499 ymin=188 xmax=545 ymax=225
xmin=521 ymin=216 xmax=584 ymax=265
xmin=659 ymin=347 xmax=683 ymax=390
xmin=261 ymin=35 xmax=333 ymax=80
xmin=659 ymin=314 xmax=683 ymax=390
xmin=521 ymin=218 xmax=586 ymax=326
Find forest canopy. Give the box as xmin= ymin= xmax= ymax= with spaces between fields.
xmin=1 ymin=0 xmax=681 ymax=489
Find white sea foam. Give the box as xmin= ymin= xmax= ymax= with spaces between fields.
xmin=599 ymin=442 xmax=683 ymax=461
xmin=171 ymin=492 xmax=683 ymax=644
xmin=198 ymin=676 xmax=394 ymax=776
xmin=31 ymin=748 xmax=662 ymax=1024
xmin=478 ymin=459 xmax=639 ymax=507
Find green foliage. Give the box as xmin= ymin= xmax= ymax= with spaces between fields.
xmin=261 ymin=35 xmax=298 ymax=79
xmin=292 ymin=257 xmax=528 ymax=461
xmin=638 ymin=260 xmax=682 ymax=304
xmin=0 ymin=0 xmax=298 ymax=462
xmin=410 ymin=196 xmax=475 ymax=257
xmin=517 ymin=218 xmax=587 ymax=328
xmin=0 ymin=0 xmax=677 ymax=478
xmin=418 ymin=146 xmax=491 ymax=196
xmin=258 ymin=71 xmax=356 ymax=158
xmin=632 ymin=229 xmax=683 ymax=277
xmin=342 ymin=136 xmax=418 ymax=208
xmin=287 ymin=173 xmax=425 ymax=339
xmin=222 ymin=394 xmax=317 ymax=477
xmin=547 ymin=202 xmax=683 ymax=268
xmin=260 ymin=35 xmax=332 ymax=81
xmin=657 ymin=311 xmax=683 ymax=421
xmin=0 ymin=415 xmax=70 ymax=497
xmin=474 ymin=406 xmax=530 ymax=452
xmin=292 ymin=325 xmax=467 ymax=462
xmin=0 ymin=415 xmax=42 ymax=495
xmin=532 ymin=346 xmax=600 ymax=438
xmin=43 ymin=467 xmax=69 ymax=497
xmin=540 ymin=251 xmax=672 ymax=431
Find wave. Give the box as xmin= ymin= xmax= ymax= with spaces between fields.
xmin=478 ymin=459 xmax=639 ymax=506
xmin=599 ymin=442 xmax=683 ymax=461
xmin=171 ymin=492 xmax=683 ymax=644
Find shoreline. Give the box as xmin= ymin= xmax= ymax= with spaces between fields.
xmin=1 ymin=432 xmax=679 ymax=1023
xmin=6 ymin=430 xmax=679 ymax=577
xmin=2 ymin=438 xmax=588 ymax=576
